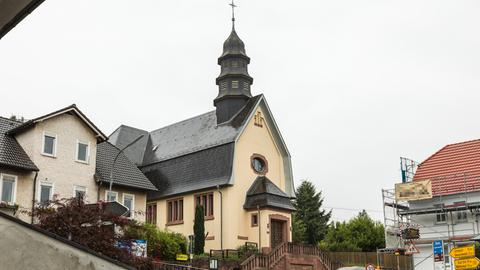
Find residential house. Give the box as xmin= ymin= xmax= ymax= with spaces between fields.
xmin=0 ymin=105 xmax=156 ymax=222
xmin=389 ymin=140 xmax=480 ymax=270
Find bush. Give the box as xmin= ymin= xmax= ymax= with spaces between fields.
xmin=124 ymin=222 xmax=187 ymax=261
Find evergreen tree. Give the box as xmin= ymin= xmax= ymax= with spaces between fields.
xmin=293 ymin=180 xmax=331 ymax=245
xmin=291 ymin=212 xmax=307 ymax=244
xmin=193 ymin=205 xmax=205 ymax=255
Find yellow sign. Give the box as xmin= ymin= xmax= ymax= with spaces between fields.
xmin=450 ymin=245 xmax=475 ymax=259
xmin=176 ymin=254 xmax=189 ymax=261
xmin=395 ymin=180 xmax=432 ymax=201
xmin=454 ymin=257 xmax=480 ymax=270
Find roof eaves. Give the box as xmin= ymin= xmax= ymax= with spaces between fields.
xmin=7 ymin=104 xmax=107 ymax=141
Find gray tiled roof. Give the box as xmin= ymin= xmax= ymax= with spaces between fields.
xmin=95 ymin=142 xmax=157 ymax=191
xmin=109 ymin=96 xmax=262 ymax=198
xmin=0 ymin=117 xmax=38 ymax=171
xmin=244 ymin=176 xmax=295 ymax=211
xmin=143 ymin=143 xmax=234 ymax=200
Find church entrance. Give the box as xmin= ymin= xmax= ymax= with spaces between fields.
xmin=270 ymin=218 xmax=287 ymax=248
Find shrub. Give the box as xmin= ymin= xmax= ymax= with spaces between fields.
xmin=124 ymin=222 xmax=187 ymax=261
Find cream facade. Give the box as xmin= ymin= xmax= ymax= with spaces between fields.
xmin=99 ymin=187 xmax=148 ymax=222
xmin=15 ymin=113 xmax=99 ymax=204
xmin=149 ymin=104 xmax=293 ymax=251
xmin=0 ymin=106 xmax=155 ymax=223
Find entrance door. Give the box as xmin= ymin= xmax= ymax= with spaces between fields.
xmin=271 ymin=219 xmax=286 ymax=248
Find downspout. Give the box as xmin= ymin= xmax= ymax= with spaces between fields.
xmin=31 ymin=171 xmax=38 ymax=224
xmin=97 ymin=180 xmax=102 ymax=201
xmin=257 ymin=205 xmax=261 ymax=250
xmin=217 ymin=185 xmax=223 ymax=250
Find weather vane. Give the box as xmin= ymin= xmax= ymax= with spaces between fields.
xmin=229 ymin=0 xmax=237 ymax=29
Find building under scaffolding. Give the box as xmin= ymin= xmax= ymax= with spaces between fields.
xmin=382 ymin=141 xmax=480 ymax=270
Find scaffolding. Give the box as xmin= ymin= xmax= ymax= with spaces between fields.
xmin=382 ymin=168 xmax=480 ymax=270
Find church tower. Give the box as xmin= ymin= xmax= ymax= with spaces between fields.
xmin=214 ymin=5 xmax=253 ymax=124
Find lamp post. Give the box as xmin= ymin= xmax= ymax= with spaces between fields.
xmin=109 ymin=134 xmax=144 ymax=190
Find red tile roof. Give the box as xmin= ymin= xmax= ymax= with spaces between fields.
xmin=413 ymin=139 xmax=480 ymax=196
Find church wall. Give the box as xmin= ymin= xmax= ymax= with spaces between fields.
xmin=151 ymin=189 xmax=221 ymax=251
xmin=222 ymin=106 xmax=291 ymax=250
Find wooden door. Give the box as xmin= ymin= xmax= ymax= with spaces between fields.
xmin=271 ymin=219 xmax=285 ymax=248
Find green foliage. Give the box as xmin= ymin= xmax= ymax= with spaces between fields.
xmin=124 ymin=222 xmax=187 ymax=261
xmin=291 ymin=213 xmax=307 ymax=244
xmin=237 ymin=243 xmax=259 ymax=257
xmin=293 ymin=180 xmax=331 ymax=245
xmin=193 ymin=205 xmax=205 ymax=255
xmin=321 ymin=210 xmax=385 ymax=252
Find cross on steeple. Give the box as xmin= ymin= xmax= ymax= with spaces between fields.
xmin=229 ymin=0 xmax=237 ymax=29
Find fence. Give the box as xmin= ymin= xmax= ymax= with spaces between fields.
xmin=327 ymin=252 xmax=413 ymax=270
xmin=152 ymin=261 xmax=208 ymax=270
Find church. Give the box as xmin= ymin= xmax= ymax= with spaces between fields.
xmin=109 ymin=16 xmax=295 ymax=252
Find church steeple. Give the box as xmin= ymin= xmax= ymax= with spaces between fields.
xmin=214 ymin=1 xmax=253 ymax=125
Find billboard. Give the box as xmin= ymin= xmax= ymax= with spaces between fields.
xmin=395 ymin=180 xmax=432 ymax=201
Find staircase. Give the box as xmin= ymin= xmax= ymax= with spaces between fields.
xmin=240 ymin=242 xmax=341 ymax=270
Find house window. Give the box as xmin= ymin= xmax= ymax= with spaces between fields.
xmin=39 ymin=182 xmax=53 ymax=203
xmin=457 ymin=211 xmax=468 ymax=222
xmin=195 ymin=193 xmax=214 ymax=219
xmin=251 ymin=213 xmax=258 ymax=227
xmin=42 ymin=133 xmax=57 ymax=156
xmin=444 ymin=243 xmax=450 ymax=264
xmin=232 ymin=81 xmax=239 ymax=89
xmin=123 ymin=193 xmax=135 ymax=218
xmin=74 ymin=186 xmax=86 ymax=200
xmin=167 ymin=198 xmax=184 ymax=225
xmin=76 ymin=141 xmax=89 ymax=163
xmin=434 ymin=204 xmax=446 ymax=224
xmin=105 ymin=191 xmax=118 ymax=202
xmin=147 ymin=204 xmax=157 ymax=225
xmin=436 ymin=212 xmax=446 ymax=223
xmin=0 ymin=174 xmax=16 ymax=204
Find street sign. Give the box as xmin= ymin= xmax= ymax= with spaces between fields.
xmin=365 ymin=263 xmax=375 ymax=270
xmin=405 ymin=242 xmax=420 ymax=255
xmin=450 ymin=245 xmax=475 ymax=259
xmin=454 ymin=257 xmax=480 ymax=270
xmin=176 ymin=254 xmax=189 ymax=261
xmin=433 ymin=240 xmax=444 ymax=262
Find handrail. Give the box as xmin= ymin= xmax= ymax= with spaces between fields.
xmin=240 ymin=242 xmax=343 ymax=270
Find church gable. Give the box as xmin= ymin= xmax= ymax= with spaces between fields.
xmin=233 ymin=96 xmax=294 ymax=197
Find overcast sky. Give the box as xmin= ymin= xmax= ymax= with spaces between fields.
xmin=1 ymin=0 xmax=480 ymax=222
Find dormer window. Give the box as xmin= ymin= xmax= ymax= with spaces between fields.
xmin=42 ymin=133 xmax=57 ymax=157
xmin=76 ymin=140 xmax=89 ymax=163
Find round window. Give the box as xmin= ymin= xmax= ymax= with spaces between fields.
xmin=252 ymin=157 xmax=266 ymax=173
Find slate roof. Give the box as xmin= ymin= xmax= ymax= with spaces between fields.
xmin=0 ymin=117 xmax=38 ymax=171
xmin=95 ymin=142 xmax=157 ymax=191
xmin=413 ymin=139 xmax=480 ymax=196
xmin=143 ymin=143 xmax=234 ymax=200
xmin=244 ymin=176 xmax=295 ymax=211
xmin=109 ymin=95 xmax=262 ymax=199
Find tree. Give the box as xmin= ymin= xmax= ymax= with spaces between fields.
xmin=291 ymin=212 xmax=307 ymax=244
xmin=320 ymin=210 xmax=385 ymax=252
xmin=193 ymin=204 xmax=205 ymax=255
xmin=33 ymin=197 xmax=151 ymax=268
xmin=293 ymin=180 xmax=331 ymax=245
